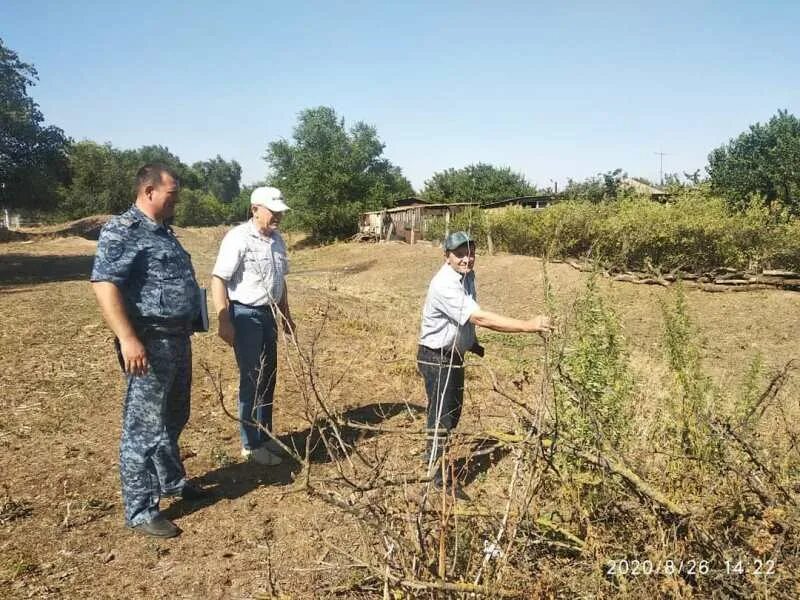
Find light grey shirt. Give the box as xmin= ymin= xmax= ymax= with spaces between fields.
xmin=419 ymin=263 xmax=479 ymax=355
xmin=212 ymin=220 xmax=289 ymax=306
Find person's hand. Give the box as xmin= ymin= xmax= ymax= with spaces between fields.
xmin=217 ymin=314 xmax=235 ymax=347
xmin=530 ymin=315 xmax=554 ymax=335
xmin=119 ymin=335 xmax=148 ymax=375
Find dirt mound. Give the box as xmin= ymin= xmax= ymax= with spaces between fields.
xmin=0 ymin=228 xmax=30 ymax=243
xmin=1 ymin=215 xmax=112 ymax=244
xmin=35 ymin=215 xmax=112 ymax=240
xmin=60 ymin=215 xmax=112 ymax=240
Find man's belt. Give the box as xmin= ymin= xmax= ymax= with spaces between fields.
xmin=419 ymin=344 xmax=464 ymax=364
xmin=230 ymin=300 xmax=274 ymax=312
xmin=135 ymin=317 xmax=193 ymax=337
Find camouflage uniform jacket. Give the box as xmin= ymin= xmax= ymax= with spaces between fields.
xmin=91 ymin=205 xmax=200 ymax=324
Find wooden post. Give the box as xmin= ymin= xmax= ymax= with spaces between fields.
xmin=444 ymin=209 xmax=450 ymax=239
xmin=410 ymin=208 xmax=416 ymax=245
xmin=486 ymin=213 xmax=494 ymax=255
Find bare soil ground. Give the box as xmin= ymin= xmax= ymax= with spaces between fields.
xmin=1 ymin=226 xmax=799 ymax=598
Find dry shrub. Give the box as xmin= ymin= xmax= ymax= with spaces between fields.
xmin=202 ymin=272 xmax=799 ymax=598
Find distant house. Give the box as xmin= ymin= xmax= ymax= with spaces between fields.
xmin=359 ymin=202 xmax=478 ymax=244
xmin=620 ymin=178 xmax=670 ymax=201
xmin=358 ymin=194 xmax=561 ymax=245
xmin=482 ymin=195 xmax=555 ymax=213
xmin=393 ymin=196 xmax=431 ymax=208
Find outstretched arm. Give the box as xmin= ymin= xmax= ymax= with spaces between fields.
xmin=469 ymin=309 xmax=552 ymax=334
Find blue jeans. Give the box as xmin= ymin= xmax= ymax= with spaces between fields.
xmin=231 ymin=303 xmax=278 ymax=450
xmin=417 ymin=345 xmax=464 ymax=483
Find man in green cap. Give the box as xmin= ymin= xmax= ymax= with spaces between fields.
xmin=417 ymin=231 xmax=552 ymax=498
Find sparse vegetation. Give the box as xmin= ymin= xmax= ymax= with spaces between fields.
xmin=1 ymin=226 xmax=798 ymax=597
xmin=428 ymin=192 xmax=800 ymax=273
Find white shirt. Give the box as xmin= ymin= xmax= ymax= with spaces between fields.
xmin=419 ymin=264 xmax=479 ymax=355
xmin=212 ymin=220 xmax=289 ymax=306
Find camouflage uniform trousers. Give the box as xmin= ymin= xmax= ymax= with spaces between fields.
xmin=120 ymin=333 xmax=191 ymax=526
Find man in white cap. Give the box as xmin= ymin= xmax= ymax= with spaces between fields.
xmin=211 ymin=186 xmax=295 ymax=465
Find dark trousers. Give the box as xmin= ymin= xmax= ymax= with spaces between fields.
xmin=231 ymin=302 xmax=278 ymax=450
xmin=417 ymin=345 xmax=464 ymax=483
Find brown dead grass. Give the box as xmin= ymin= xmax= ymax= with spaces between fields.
xmin=1 ymin=228 xmax=799 ymax=598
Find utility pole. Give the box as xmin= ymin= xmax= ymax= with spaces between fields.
xmin=654 ymin=151 xmax=669 ymax=186
xmin=0 ymin=182 xmax=7 ymax=229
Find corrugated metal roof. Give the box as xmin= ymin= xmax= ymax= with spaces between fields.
xmin=362 ymin=202 xmax=479 ymax=215
xmin=481 ymin=195 xmax=555 ymax=209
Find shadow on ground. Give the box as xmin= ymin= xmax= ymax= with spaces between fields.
xmin=454 ymin=437 xmax=512 ymax=487
xmin=292 ymin=259 xmax=378 ymax=277
xmin=0 ymin=254 xmax=94 ymax=287
xmin=165 ymin=401 xmax=425 ymax=520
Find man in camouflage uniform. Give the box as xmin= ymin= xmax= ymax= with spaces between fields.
xmin=91 ymin=163 xmax=208 ymax=538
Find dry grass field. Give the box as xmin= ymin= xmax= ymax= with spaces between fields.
xmin=1 ymin=223 xmax=799 ymax=598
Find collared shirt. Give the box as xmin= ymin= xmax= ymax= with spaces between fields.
xmin=91 ymin=205 xmax=200 ymax=321
xmin=211 ymin=220 xmax=289 ymax=306
xmin=419 ymin=263 xmax=480 ymax=356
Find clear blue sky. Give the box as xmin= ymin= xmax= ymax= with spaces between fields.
xmin=3 ymin=1 xmax=798 ymax=191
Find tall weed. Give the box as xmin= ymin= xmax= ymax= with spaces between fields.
xmin=553 ymin=277 xmax=634 ymax=450
xmin=659 ymin=284 xmax=719 ymax=463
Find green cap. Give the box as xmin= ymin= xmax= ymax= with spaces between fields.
xmin=444 ymin=231 xmax=474 ymax=251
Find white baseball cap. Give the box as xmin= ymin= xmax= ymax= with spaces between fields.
xmin=250 ymin=186 xmax=290 ymax=212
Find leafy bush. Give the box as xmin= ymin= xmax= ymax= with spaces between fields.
xmin=425 ymin=207 xmax=487 ymax=246
xmin=480 ymin=191 xmax=800 ymax=272
xmin=224 ymin=192 xmax=252 ymax=225
xmin=768 ymin=218 xmax=800 ymax=270
xmin=489 ymin=202 xmax=602 ymax=258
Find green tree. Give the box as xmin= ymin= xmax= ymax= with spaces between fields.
xmin=660 ymin=170 xmax=706 ymax=195
xmin=174 ymin=189 xmax=226 ymax=226
xmin=265 ymin=106 xmax=413 ymax=240
xmin=225 ymin=184 xmax=258 ymax=224
xmin=562 ymin=168 xmax=626 ymax=203
xmin=191 ymin=155 xmax=242 ymax=203
xmin=0 ymin=38 xmax=70 ymax=211
xmin=707 ymin=109 xmax=800 ymax=211
xmin=60 ymin=142 xmax=229 ymax=219
xmin=133 ymin=145 xmax=200 ymax=189
xmin=421 ymin=163 xmax=535 ymax=205
xmin=59 ymin=141 xmax=137 ymax=217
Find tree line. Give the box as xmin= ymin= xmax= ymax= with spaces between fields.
xmin=2 ymin=37 xmax=800 ymax=239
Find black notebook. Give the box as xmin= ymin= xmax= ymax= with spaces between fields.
xmin=193 ymin=288 xmax=209 ymax=332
